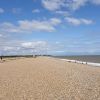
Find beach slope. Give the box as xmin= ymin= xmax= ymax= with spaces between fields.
xmin=0 ymin=57 xmax=100 ymax=100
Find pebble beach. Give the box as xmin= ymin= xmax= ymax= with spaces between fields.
xmin=0 ymin=57 xmax=100 ymax=100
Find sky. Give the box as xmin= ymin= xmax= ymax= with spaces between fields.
xmin=0 ymin=0 xmax=100 ymax=55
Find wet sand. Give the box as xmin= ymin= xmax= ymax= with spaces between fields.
xmin=0 ymin=57 xmax=100 ymax=100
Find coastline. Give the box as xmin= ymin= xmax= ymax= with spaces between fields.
xmin=60 ymin=58 xmax=100 ymax=67
xmin=53 ymin=55 xmax=100 ymax=67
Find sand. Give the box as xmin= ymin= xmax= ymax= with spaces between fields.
xmin=0 ymin=57 xmax=100 ymax=100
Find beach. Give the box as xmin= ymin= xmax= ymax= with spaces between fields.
xmin=0 ymin=57 xmax=100 ymax=100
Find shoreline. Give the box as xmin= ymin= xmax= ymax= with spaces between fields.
xmin=60 ymin=58 xmax=100 ymax=67
xmin=47 ymin=56 xmax=100 ymax=67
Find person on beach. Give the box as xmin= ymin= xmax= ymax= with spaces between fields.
xmin=0 ymin=56 xmax=3 ymax=60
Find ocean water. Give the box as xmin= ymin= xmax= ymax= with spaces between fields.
xmin=55 ymin=55 xmax=100 ymax=63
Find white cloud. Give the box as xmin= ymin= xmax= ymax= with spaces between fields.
xmin=50 ymin=18 xmax=61 ymax=25
xmin=66 ymin=17 xmax=81 ymax=25
xmin=4 ymin=47 xmax=16 ymax=51
xmin=0 ymin=40 xmax=49 ymax=55
xmin=42 ymin=0 xmax=83 ymax=11
xmin=0 ymin=18 xmax=61 ymax=33
xmin=18 ymin=18 xmax=61 ymax=32
xmin=0 ymin=34 xmax=3 ymax=37
xmin=65 ymin=17 xmax=93 ymax=25
xmin=67 ymin=0 xmax=87 ymax=11
xmin=21 ymin=41 xmax=47 ymax=49
xmin=0 ymin=8 xmax=4 ymax=13
xmin=32 ymin=9 xmax=40 ymax=13
xmin=18 ymin=20 xmax=55 ymax=32
xmin=0 ymin=22 xmax=23 ymax=33
xmin=81 ymin=19 xmax=93 ymax=24
xmin=21 ymin=42 xmax=33 ymax=48
xmin=91 ymin=0 xmax=100 ymax=5
xmin=42 ymin=0 xmax=65 ymax=11
xmin=69 ymin=0 xmax=100 ymax=9
xmin=42 ymin=0 xmax=100 ymax=12
xmin=55 ymin=10 xmax=69 ymax=16
xmin=0 ymin=38 xmax=100 ymax=55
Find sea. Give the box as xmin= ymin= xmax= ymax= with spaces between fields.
xmin=54 ymin=55 xmax=100 ymax=63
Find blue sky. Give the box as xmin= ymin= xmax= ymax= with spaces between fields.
xmin=0 ymin=0 xmax=100 ymax=55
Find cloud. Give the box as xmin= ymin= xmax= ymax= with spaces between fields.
xmin=18 ymin=20 xmax=55 ymax=32
xmin=80 ymin=19 xmax=93 ymax=24
xmin=42 ymin=0 xmax=100 ymax=12
xmin=0 ymin=8 xmax=4 ymax=13
xmin=42 ymin=0 xmax=65 ymax=11
xmin=0 ymin=34 xmax=3 ymax=37
xmin=55 ymin=11 xmax=69 ymax=16
xmin=18 ymin=19 xmax=57 ymax=32
xmin=0 ymin=18 xmax=61 ymax=33
xmin=50 ymin=18 xmax=61 ymax=25
xmin=65 ymin=17 xmax=93 ymax=25
xmin=67 ymin=0 xmax=87 ymax=11
xmin=32 ymin=9 xmax=40 ymax=13
xmin=0 ymin=40 xmax=49 ymax=55
xmin=3 ymin=47 xmax=16 ymax=51
xmin=0 ymin=33 xmax=8 ymax=39
xmin=91 ymin=0 xmax=100 ymax=5
xmin=67 ymin=0 xmax=100 ymax=10
xmin=42 ymin=0 xmax=87 ymax=11
xmin=0 ymin=22 xmax=23 ymax=33
xmin=0 ymin=38 xmax=100 ymax=55
xmin=0 ymin=39 xmax=68 ymax=55
xmin=21 ymin=41 xmax=47 ymax=49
